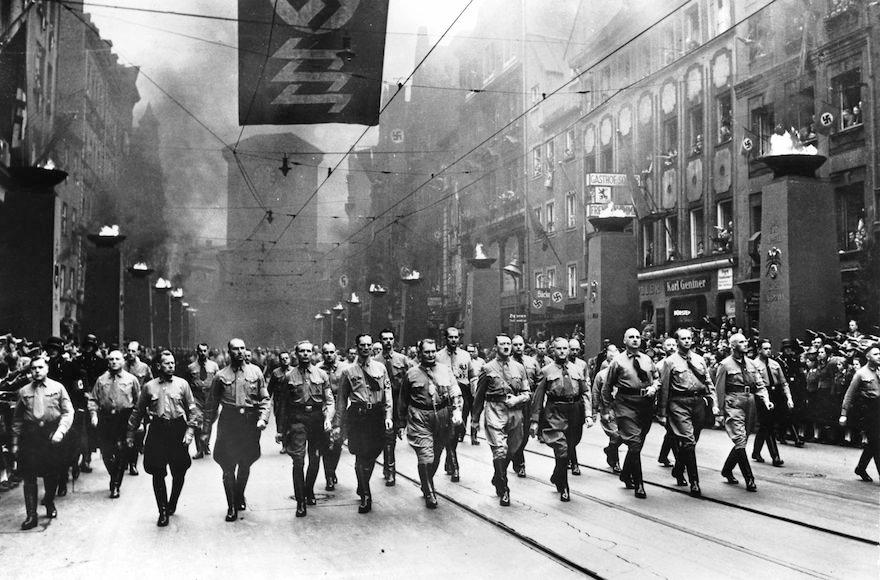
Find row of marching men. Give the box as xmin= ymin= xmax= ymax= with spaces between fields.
xmin=9 ymin=326 xmax=879 ymax=528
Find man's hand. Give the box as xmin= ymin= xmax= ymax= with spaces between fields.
xmin=126 ymin=438 xmax=134 ymax=448
xmin=256 ymin=419 xmax=267 ymax=431
xmin=330 ymin=426 xmax=341 ymax=442
xmin=645 ymin=386 xmax=658 ymax=397
xmin=712 ymin=406 xmax=721 ymax=416
xmin=528 ymin=421 xmax=539 ymax=438
xmin=275 ymin=433 xmax=282 ymax=443
xmin=396 ymin=427 xmax=405 ymax=440
xmin=323 ymin=418 xmax=332 ymax=432
xmin=10 ymin=444 xmax=18 ymax=457
xmin=657 ymin=416 xmax=667 ymax=426
xmin=766 ymin=401 xmax=775 ymax=411
xmin=182 ymin=431 xmax=194 ymax=446
xmin=384 ymin=418 xmax=394 ymax=431
xmin=90 ymin=414 xmax=98 ymax=428
xmin=51 ymin=431 xmax=64 ymax=444
xmin=585 ymin=416 xmax=594 ymax=428
xmin=839 ymin=415 xmax=847 ymax=427
xmin=787 ymin=398 xmax=794 ymax=410
xmin=451 ymin=409 xmax=462 ymax=426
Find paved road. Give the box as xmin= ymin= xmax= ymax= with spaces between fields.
xmin=1 ymin=420 xmax=876 ymax=579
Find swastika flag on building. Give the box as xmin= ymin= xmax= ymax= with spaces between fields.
xmin=239 ymin=0 xmax=389 ymax=126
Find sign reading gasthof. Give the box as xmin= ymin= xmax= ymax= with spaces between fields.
xmin=586 ymin=173 xmax=640 ymax=187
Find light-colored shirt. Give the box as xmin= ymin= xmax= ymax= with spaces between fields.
xmin=127 ymin=375 xmax=201 ymax=436
xmin=334 ymin=359 xmax=393 ymax=429
xmin=205 ymin=363 xmax=271 ymax=425
xmin=12 ymin=378 xmax=74 ymax=443
xmin=88 ymin=370 xmax=140 ymax=415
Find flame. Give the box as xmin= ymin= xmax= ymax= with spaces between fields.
xmin=39 ymin=158 xmax=56 ymax=170
xmin=132 ymin=262 xmax=149 ymax=270
xmin=348 ymin=292 xmax=360 ymax=304
xmin=767 ymin=127 xmax=819 ymax=156
xmin=597 ymin=202 xmax=628 ymax=218
xmin=474 ymin=243 xmax=488 ymax=259
xmin=99 ymin=224 xmax=120 ymax=237
xmin=170 ymin=288 xmax=184 ymax=298
xmin=403 ymin=269 xmax=421 ymax=280
xmin=369 ymin=283 xmax=387 ymax=293
xmin=154 ymin=277 xmax=172 ymax=290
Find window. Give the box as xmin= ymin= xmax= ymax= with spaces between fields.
xmin=746 ymin=17 xmax=768 ymax=63
xmin=534 ymin=270 xmax=545 ymax=290
xmin=688 ymin=103 xmax=704 ymax=156
xmin=642 ymin=222 xmax=656 ymax=267
xmin=600 ymin=143 xmax=614 ymax=173
xmin=711 ymin=0 xmax=732 ymax=35
xmin=532 ymin=147 xmax=542 ymax=177
xmin=836 ymin=183 xmax=865 ymax=251
xmin=59 ymin=264 xmax=65 ymax=289
xmin=664 ymin=216 xmax=678 ymax=262
xmin=714 ymin=200 xmax=733 ymax=253
xmin=662 ymin=117 xmax=678 ymax=164
xmin=833 ymin=69 xmax=863 ymax=130
xmin=690 ymin=208 xmax=705 ymax=258
xmin=748 ymin=96 xmax=774 ymax=155
xmin=61 ymin=202 xmax=68 ymax=235
xmin=563 ymin=129 xmax=576 ymax=160
xmin=784 ymin=82 xmax=815 ymax=142
xmin=545 ymin=140 xmax=555 ymax=169
xmin=546 ymin=266 xmax=557 ymax=289
xmin=533 ymin=206 xmax=542 ymax=229
xmin=545 ymin=201 xmax=556 ymax=233
xmin=567 ymin=263 xmax=578 ymax=298
xmin=566 ymin=192 xmax=577 ymax=228
xmin=531 ymin=84 xmax=540 ymax=104
xmin=716 ymin=90 xmax=732 ymax=143
xmin=749 ymin=194 xmax=762 ymax=236
xmin=684 ymin=4 xmax=701 ymax=51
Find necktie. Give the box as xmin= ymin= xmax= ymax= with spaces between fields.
xmin=33 ymin=384 xmax=45 ymax=419
xmin=199 ymin=362 xmax=207 ymax=381
xmin=631 ymin=354 xmax=649 ymax=383
xmin=766 ymin=361 xmax=775 ymax=389
xmin=561 ymin=365 xmax=572 ymax=393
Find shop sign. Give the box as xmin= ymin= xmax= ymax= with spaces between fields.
xmin=717 ymin=267 xmax=733 ymax=291
xmin=665 ymin=274 xmax=710 ymax=296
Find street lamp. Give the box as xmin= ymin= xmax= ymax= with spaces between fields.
xmin=170 ymin=288 xmax=184 ymax=349
xmin=314 ymin=312 xmax=325 ymax=343
xmin=331 ymin=302 xmax=344 ymax=344
xmin=345 ymin=292 xmax=361 ymax=346
xmin=503 ymin=258 xmax=523 ymax=335
xmin=399 ymin=268 xmax=422 ymax=346
xmin=127 ymin=262 xmax=154 ymax=349
xmin=153 ymin=277 xmax=172 ymax=348
xmin=85 ymin=225 xmax=127 ymax=347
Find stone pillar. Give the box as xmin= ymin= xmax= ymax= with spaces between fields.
xmin=584 ymin=217 xmax=640 ymax=351
xmin=83 ymin=237 xmax=125 ymax=347
xmin=759 ymin=158 xmax=844 ymax=346
xmin=464 ymin=267 xmax=501 ymax=349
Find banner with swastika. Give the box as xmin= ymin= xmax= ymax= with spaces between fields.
xmin=239 ymin=0 xmax=389 ymax=126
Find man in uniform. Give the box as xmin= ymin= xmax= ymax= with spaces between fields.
xmin=335 ymin=334 xmax=393 ymax=514
xmin=344 ymin=347 xmax=358 ymax=366
xmin=778 ymin=338 xmax=805 ymax=447
xmin=839 ymin=344 xmax=879 ymax=482
xmin=73 ymin=333 xmax=107 ymax=474
xmin=12 ymin=356 xmax=73 ymax=529
xmin=204 ymin=338 xmax=271 ymax=522
xmin=602 ymin=328 xmax=659 ymax=498
xmin=472 ymin=335 xmax=531 ymax=506
xmin=535 ymin=341 xmax=549 ymax=369
xmin=44 ymin=336 xmax=79 ymax=497
xmin=511 ymin=334 xmax=542 ymax=478
xmin=276 ymin=341 xmax=334 ymax=517
xmin=124 ymin=341 xmax=153 ymax=474
xmin=529 ymin=337 xmax=593 ymax=502
xmin=592 ymin=344 xmax=621 ymax=473
xmin=399 ymin=338 xmax=462 ymax=508
xmin=567 ymin=338 xmax=589 ymax=474
xmin=88 ymin=350 xmax=140 ymax=498
xmin=435 ymin=326 xmax=473 ymax=482
xmin=658 ymin=329 xmax=718 ymax=497
xmin=375 ymin=328 xmax=414 ymax=487
xmin=466 ymin=343 xmax=485 ymax=444
xmin=127 ymin=351 xmax=200 ymax=526
xmin=715 ymin=333 xmax=772 ymax=492
xmin=319 ymin=342 xmax=344 ymax=490
xmin=751 ymin=340 xmax=793 ymax=467
xmin=656 ymin=337 xmax=679 ymax=468
xmin=186 ymin=343 xmax=219 ymax=460
xmin=266 ymin=349 xmax=292 ymax=454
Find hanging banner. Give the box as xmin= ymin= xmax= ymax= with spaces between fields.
xmin=238 ymin=0 xmax=389 ymax=126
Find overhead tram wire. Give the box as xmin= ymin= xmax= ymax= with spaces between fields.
xmin=265 ymin=0 xmax=477 ymax=249
xmin=319 ymin=0 xmax=783 ymax=269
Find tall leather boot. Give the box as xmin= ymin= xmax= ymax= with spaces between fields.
xmin=619 ymin=449 xmax=635 ymax=489
xmin=383 ymin=440 xmax=396 ymax=487
xmin=671 ymin=442 xmax=687 ymax=486
xmin=721 ymin=447 xmax=739 ymax=484
xmin=737 ymin=448 xmax=757 ymax=491
xmin=293 ymin=462 xmax=307 ymax=517
xmin=417 ymin=463 xmax=438 ymax=509
xmin=604 ymin=443 xmax=621 ymax=473
xmin=554 ymin=457 xmax=570 ymax=502
xmin=449 ymin=448 xmax=460 ymax=482
xmin=56 ymin=470 xmax=68 ymax=497
xmin=222 ymin=471 xmax=237 ymax=522
xmin=305 ymin=453 xmax=320 ymax=505
xmin=752 ymin=429 xmax=766 ymax=462
xmin=684 ymin=447 xmax=700 ymax=497
xmin=153 ymin=476 xmax=169 ymax=526
xmin=766 ymin=435 xmax=783 ymax=467
xmin=111 ymin=463 xmax=126 ymax=498
xmin=569 ymin=445 xmax=581 ymax=476
xmin=234 ymin=466 xmax=250 ymax=511
xmin=470 ymin=424 xmax=480 ymax=445
xmin=491 ymin=458 xmax=506 ymax=497
xmin=167 ymin=475 xmax=185 ymax=515
xmin=632 ymin=454 xmax=646 ymax=499
xmin=357 ymin=460 xmax=372 ymax=514
xmin=43 ymin=476 xmax=58 ymax=518
xmin=21 ymin=481 xmax=38 ymax=530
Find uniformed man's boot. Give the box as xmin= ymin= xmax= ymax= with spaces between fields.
xmin=619 ymin=451 xmax=635 ymax=489
xmin=604 ymin=444 xmax=621 ymax=473
xmin=305 ymin=458 xmax=320 ymax=506
xmin=167 ymin=475 xmax=185 ymax=515
xmin=56 ymin=472 xmax=68 ymax=497
xmin=751 ymin=430 xmax=766 ymax=462
xmin=554 ymin=458 xmax=570 ymax=502
xmin=767 ymin=436 xmax=784 ymax=467
xmin=153 ymin=477 xmax=169 ymax=527
xmin=222 ymin=472 xmax=237 ymax=522
xmin=21 ymin=482 xmax=38 ymax=530
xmin=384 ymin=441 xmax=396 ymax=487
xmin=491 ymin=458 xmax=507 ymax=497
xmin=684 ymin=447 xmax=701 ymax=497
xmin=357 ymin=462 xmax=372 ymax=514
xmin=444 ymin=453 xmax=453 ymax=475
xmin=672 ymin=456 xmax=688 ymax=486
xmin=632 ymin=455 xmax=646 ymax=499
xmin=499 ymin=458 xmax=511 ymax=506
xmin=470 ymin=424 xmax=480 ymax=445
xmin=569 ymin=446 xmax=581 ymax=476
xmin=417 ymin=463 xmax=438 ymax=509
xmin=449 ymin=449 xmax=460 ymax=482
xmin=737 ymin=449 xmax=757 ymax=492
xmin=721 ymin=448 xmax=739 ymax=484
xmin=43 ymin=476 xmax=58 ymax=518
xmin=293 ymin=464 xmax=307 ymax=517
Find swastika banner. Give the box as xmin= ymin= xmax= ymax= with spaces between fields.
xmin=239 ymin=0 xmax=389 ymax=126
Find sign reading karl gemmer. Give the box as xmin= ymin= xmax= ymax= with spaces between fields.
xmin=665 ymin=274 xmax=711 ymax=296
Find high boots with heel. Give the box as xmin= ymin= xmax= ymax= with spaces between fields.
xmin=737 ymin=448 xmax=757 ymax=491
xmin=222 ymin=471 xmax=237 ymax=522
xmin=21 ymin=481 xmax=38 ymax=530
xmin=721 ymin=448 xmax=739 ymax=484
xmin=417 ymin=463 xmax=438 ymax=509
xmin=153 ymin=477 xmax=169 ymax=527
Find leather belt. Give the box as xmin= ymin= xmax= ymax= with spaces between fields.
xmin=484 ymin=394 xmax=510 ymax=402
xmin=410 ymin=399 xmax=449 ymax=411
xmin=725 ymin=385 xmax=754 ymax=394
xmin=669 ymin=390 xmax=705 ymax=399
xmin=547 ymin=395 xmax=580 ymax=404
xmin=618 ymin=386 xmax=651 ymax=396
xmin=292 ymin=403 xmax=319 ymax=413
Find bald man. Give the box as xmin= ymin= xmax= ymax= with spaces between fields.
xmin=567 ymin=338 xmax=589 ymax=474
xmin=88 ymin=350 xmax=140 ymax=498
